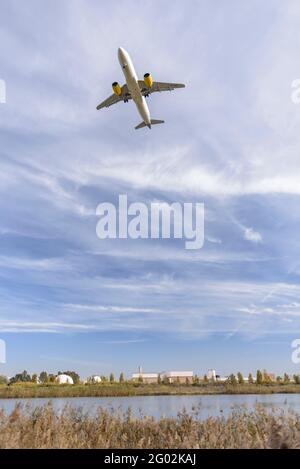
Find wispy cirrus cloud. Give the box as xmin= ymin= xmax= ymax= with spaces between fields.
xmin=1 ymin=0 xmax=300 ymax=376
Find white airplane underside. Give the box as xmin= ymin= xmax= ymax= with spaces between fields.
xmin=96 ymin=47 xmax=185 ymax=130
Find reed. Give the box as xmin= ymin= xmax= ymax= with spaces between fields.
xmin=0 ymin=402 xmax=299 ymax=448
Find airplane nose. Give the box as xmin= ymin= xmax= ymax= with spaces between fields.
xmin=118 ymin=47 xmax=125 ymax=59
xmin=118 ymin=47 xmax=127 ymax=65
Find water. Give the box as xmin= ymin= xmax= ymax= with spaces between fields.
xmin=1 ymin=394 xmax=300 ymax=420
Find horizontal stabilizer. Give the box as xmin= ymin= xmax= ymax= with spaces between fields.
xmin=135 ymin=119 xmax=165 ymax=130
xmin=135 ymin=121 xmax=147 ymax=130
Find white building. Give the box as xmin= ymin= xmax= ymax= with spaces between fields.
xmin=87 ymin=375 xmax=102 ymax=384
xmin=132 ymin=372 xmax=158 ymax=384
xmin=55 ymin=374 xmax=74 ymax=385
xmin=161 ymin=371 xmax=193 ymax=384
xmin=207 ymin=369 xmax=216 ymax=381
xmin=216 ymin=376 xmax=228 ymax=383
xmin=131 ymin=367 xmax=194 ymax=384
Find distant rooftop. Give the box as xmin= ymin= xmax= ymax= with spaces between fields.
xmin=162 ymin=371 xmax=193 ymax=378
xmin=132 ymin=373 xmax=158 ymax=379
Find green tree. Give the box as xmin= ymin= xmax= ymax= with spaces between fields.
xmin=61 ymin=371 xmax=80 ymax=384
xmin=228 ymin=374 xmax=237 ymax=386
xmin=109 ymin=373 xmax=115 ymax=383
xmin=237 ymin=372 xmax=244 ymax=385
xmin=293 ymin=374 xmax=300 ymax=384
xmin=262 ymin=370 xmax=272 ymax=384
xmin=39 ymin=371 xmax=48 ymax=383
xmin=119 ymin=372 xmax=125 ymax=383
xmin=283 ymin=373 xmax=290 ymax=384
xmin=31 ymin=373 xmax=38 ymax=383
xmin=256 ymin=370 xmax=263 ymax=385
xmin=10 ymin=370 xmax=31 ymax=384
xmin=101 ymin=375 xmax=108 ymax=382
xmin=193 ymin=374 xmax=200 ymax=385
xmin=276 ymin=376 xmax=282 ymax=384
xmin=248 ymin=373 xmax=254 ymax=384
xmin=48 ymin=374 xmax=56 ymax=383
xmin=203 ymin=374 xmax=209 ymax=384
xmin=162 ymin=376 xmax=169 ymax=385
xmin=0 ymin=375 xmax=8 ymax=385
xmin=157 ymin=374 xmax=162 ymax=385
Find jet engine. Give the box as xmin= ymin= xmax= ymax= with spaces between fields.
xmin=144 ymin=73 xmax=153 ymax=88
xmin=112 ymin=82 xmax=122 ymax=96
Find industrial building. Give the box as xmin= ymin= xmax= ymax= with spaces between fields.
xmin=207 ymin=369 xmax=216 ymax=381
xmin=161 ymin=371 xmax=193 ymax=384
xmin=131 ymin=367 xmax=194 ymax=384
xmin=131 ymin=372 xmax=159 ymax=384
xmin=131 ymin=366 xmax=158 ymax=384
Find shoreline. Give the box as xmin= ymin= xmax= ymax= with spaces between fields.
xmin=1 ymin=383 xmax=300 ymax=399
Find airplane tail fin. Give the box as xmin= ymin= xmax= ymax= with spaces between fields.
xmin=135 ymin=119 xmax=165 ymax=130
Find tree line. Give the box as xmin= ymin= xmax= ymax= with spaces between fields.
xmin=1 ymin=369 xmax=300 ymax=386
xmin=200 ymin=370 xmax=300 ymax=385
xmin=0 ymin=371 xmax=126 ymax=385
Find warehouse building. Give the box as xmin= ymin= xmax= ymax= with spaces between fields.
xmin=131 ymin=366 xmax=194 ymax=384
xmin=160 ymin=371 xmax=193 ymax=384
xmin=131 ymin=372 xmax=159 ymax=384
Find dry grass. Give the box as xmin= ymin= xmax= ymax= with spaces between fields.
xmin=1 ymin=383 xmax=300 ymax=399
xmin=0 ymin=403 xmax=300 ymax=448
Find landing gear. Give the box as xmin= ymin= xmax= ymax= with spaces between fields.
xmin=124 ymin=93 xmax=130 ymax=103
xmin=141 ymin=88 xmax=150 ymax=98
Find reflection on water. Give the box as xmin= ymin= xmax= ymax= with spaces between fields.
xmin=1 ymin=394 xmax=300 ymax=420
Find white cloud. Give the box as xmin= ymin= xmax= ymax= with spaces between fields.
xmin=206 ymin=236 xmax=222 ymax=244
xmin=0 ymin=320 xmax=96 ymax=333
xmin=243 ymin=227 xmax=262 ymax=243
xmin=63 ymin=304 xmax=163 ymax=314
xmin=1 ymin=1 xmax=300 ymax=350
xmin=0 ymin=255 xmax=70 ymax=272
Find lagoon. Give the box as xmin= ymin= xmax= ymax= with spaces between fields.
xmin=1 ymin=393 xmax=300 ymax=420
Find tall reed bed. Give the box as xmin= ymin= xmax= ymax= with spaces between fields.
xmin=0 ymin=402 xmax=299 ymax=448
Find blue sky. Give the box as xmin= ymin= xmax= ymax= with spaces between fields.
xmin=1 ymin=0 xmax=300 ymax=379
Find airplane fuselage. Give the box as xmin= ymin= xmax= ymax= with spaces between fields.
xmin=118 ymin=47 xmax=151 ymax=128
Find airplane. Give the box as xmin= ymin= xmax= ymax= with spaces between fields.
xmin=96 ymin=47 xmax=185 ymax=130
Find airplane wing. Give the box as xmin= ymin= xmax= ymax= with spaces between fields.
xmin=96 ymin=84 xmax=132 ymax=110
xmin=138 ymin=81 xmax=185 ymax=96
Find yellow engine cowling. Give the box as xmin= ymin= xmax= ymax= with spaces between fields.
xmin=144 ymin=73 xmax=153 ymax=88
xmin=112 ymin=82 xmax=122 ymax=96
